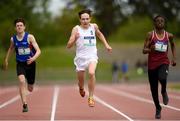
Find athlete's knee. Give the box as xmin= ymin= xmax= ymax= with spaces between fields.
xmin=19 ymin=79 xmax=26 ymax=85
xmin=159 ymin=76 xmax=167 ymax=82
xmin=18 ymin=75 xmax=26 ymax=84
xmin=89 ymin=71 xmax=95 ymax=77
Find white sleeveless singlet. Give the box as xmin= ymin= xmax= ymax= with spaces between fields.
xmin=75 ymin=24 xmax=97 ymax=59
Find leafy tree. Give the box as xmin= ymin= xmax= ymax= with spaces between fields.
xmin=62 ymin=0 xmax=127 ymax=37
xmin=0 ymin=0 xmax=51 ymax=50
xmin=129 ymin=0 xmax=180 ymax=35
xmin=64 ymin=0 xmax=180 ymax=37
xmin=129 ymin=0 xmax=180 ymax=19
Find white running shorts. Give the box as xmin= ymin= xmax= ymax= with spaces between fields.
xmin=74 ymin=57 xmax=98 ymax=71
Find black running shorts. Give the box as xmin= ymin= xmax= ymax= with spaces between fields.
xmin=148 ymin=64 xmax=169 ymax=81
xmin=16 ymin=61 xmax=36 ymax=85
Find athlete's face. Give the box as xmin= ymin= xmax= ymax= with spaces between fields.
xmin=15 ymin=22 xmax=25 ymax=34
xmin=80 ymin=13 xmax=91 ymax=28
xmin=154 ymin=17 xmax=165 ymax=30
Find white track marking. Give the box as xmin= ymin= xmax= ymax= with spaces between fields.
xmin=94 ymin=95 xmax=134 ymax=121
xmin=1 ymin=120 xmax=179 ymax=121
xmin=99 ymin=86 xmax=180 ymax=111
xmin=50 ymin=86 xmax=59 ymax=121
xmin=169 ymin=94 xmax=180 ymax=100
xmin=0 ymin=95 xmax=20 ymax=109
xmin=0 ymin=87 xmax=38 ymax=108
xmin=59 ymin=120 xmax=180 ymax=121
xmin=116 ymin=85 xmax=180 ymax=100
xmin=0 ymin=120 xmax=179 ymax=121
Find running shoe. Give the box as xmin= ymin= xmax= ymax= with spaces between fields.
xmin=79 ymin=88 xmax=85 ymax=97
xmin=155 ymin=107 xmax=161 ymax=119
xmin=162 ymin=92 xmax=169 ymax=105
xmin=28 ymin=84 xmax=34 ymax=92
xmin=88 ymin=97 xmax=95 ymax=107
xmin=22 ymin=104 xmax=28 ymax=113
xmin=78 ymin=83 xmax=85 ymax=97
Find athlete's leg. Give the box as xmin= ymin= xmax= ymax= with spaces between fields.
xmin=18 ymin=74 xmax=27 ymax=105
xmin=88 ymin=62 xmax=97 ymax=97
xmin=158 ymin=64 xmax=168 ymax=93
xmin=87 ymin=62 xmax=97 ymax=107
xmin=16 ymin=62 xmax=28 ymax=112
xmin=26 ymin=62 xmax=36 ymax=92
xmin=148 ymin=69 xmax=161 ymax=109
xmin=158 ymin=64 xmax=169 ymax=105
xmin=77 ymin=70 xmax=85 ymax=97
xmin=148 ymin=69 xmax=161 ymax=119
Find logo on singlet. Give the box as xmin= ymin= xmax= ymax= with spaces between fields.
xmin=90 ymin=30 xmax=93 ymax=35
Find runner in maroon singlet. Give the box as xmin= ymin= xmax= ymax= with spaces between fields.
xmin=143 ymin=15 xmax=176 ymax=119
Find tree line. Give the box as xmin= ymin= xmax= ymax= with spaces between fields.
xmin=0 ymin=0 xmax=180 ymax=50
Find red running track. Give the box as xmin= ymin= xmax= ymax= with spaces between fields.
xmin=0 ymin=83 xmax=180 ymax=121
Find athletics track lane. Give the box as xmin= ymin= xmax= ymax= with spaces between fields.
xmin=0 ymin=84 xmax=180 ymax=121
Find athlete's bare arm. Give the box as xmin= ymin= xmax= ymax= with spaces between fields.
xmin=3 ymin=38 xmax=15 ymax=70
xmin=67 ymin=26 xmax=79 ymax=49
xmin=168 ymin=33 xmax=176 ymax=66
xmin=94 ymin=24 xmax=112 ymax=52
xmin=143 ymin=32 xmax=154 ymax=54
xmin=27 ymin=34 xmax=41 ymax=65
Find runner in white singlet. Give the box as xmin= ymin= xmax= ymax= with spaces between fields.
xmin=67 ymin=9 xmax=112 ymax=107
xmin=74 ymin=24 xmax=98 ymax=71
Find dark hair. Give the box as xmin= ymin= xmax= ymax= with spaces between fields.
xmin=14 ymin=18 xmax=25 ymax=26
xmin=153 ymin=15 xmax=167 ymax=28
xmin=153 ymin=15 xmax=165 ymax=22
xmin=78 ymin=9 xmax=92 ymax=18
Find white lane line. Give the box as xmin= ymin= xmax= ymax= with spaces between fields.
xmin=0 ymin=87 xmax=38 ymax=108
xmin=99 ymin=86 xmax=180 ymax=112
xmin=94 ymin=95 xmax=134 ymax=121
xmin=169 ymin=94 xmax=180 ymax=100
xmin=50 ymin=86 xmax=59 ymax=121
xmin=0 ymin=88 xmax=38 ymax=109
xmin=118 ymin=86 xmax=180 ymax=100
xmin=0 ymin=95 xmax=20 ymax=109
xmin=0 ymin=120 xmax=179 ymax=121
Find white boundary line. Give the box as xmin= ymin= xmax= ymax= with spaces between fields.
xmin=94 ymin=95 xmax=134 ymax=121
xmin=0 ymin=95 xmax=20 ymax=109
xmin=0 ymin=87 xmax=38 ymax=109
xmin=169 ymin=94 xmax=180 ymax=100
xmin=117 ymin=85 xmax=180 ymax=100
xmin=99 ymin=86 xmax=180 ymax=112
xmin=83 ymin=88 xmax=134 ymax=121
xmin=0 ymin=119 xmax=179 ymax=121
xmin=50 ymin=86 xmax=59 ymax=121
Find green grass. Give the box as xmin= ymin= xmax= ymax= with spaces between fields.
xmin=169 ymin=83 xmax=180 ymax=90
xmin=0 ymin=44 xmax=148 ymax=85
xmin=109 ymin=16 xmax=152 ymax=42
xmin=37 ymin=46 xmax=74 ymax=69
xmin=1 ymin=41 xmax=180 ymax=85
xmin=1 ymin=15 xmax=179 ymax=85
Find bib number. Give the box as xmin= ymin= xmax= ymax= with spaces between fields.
xmin=18 ymin=48 xmax=30 ymax=55
xmin=155 ymin=41 xmax=167 ymax=52
xmin=83 ymin=37 xmax=96 ymax=46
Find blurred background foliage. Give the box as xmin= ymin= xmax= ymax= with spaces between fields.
xmin=1 ymin=0 xmax=180 ymax=49
xmin=0 ymin=0 xmax=180 ymax=84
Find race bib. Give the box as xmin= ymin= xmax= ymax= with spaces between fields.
xmin=155 ymin=41 xmax=167 ymax=52
xmin=83 ymin=39 xmax=96 ymax=46
xmin=18 ymin=48 xmax=30 ymax=55
xmin=83 ymin=36 xmax=96 ymax=46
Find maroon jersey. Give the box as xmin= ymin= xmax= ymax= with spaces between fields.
xmin=148 ymin=30 xmax=170 ymax=69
